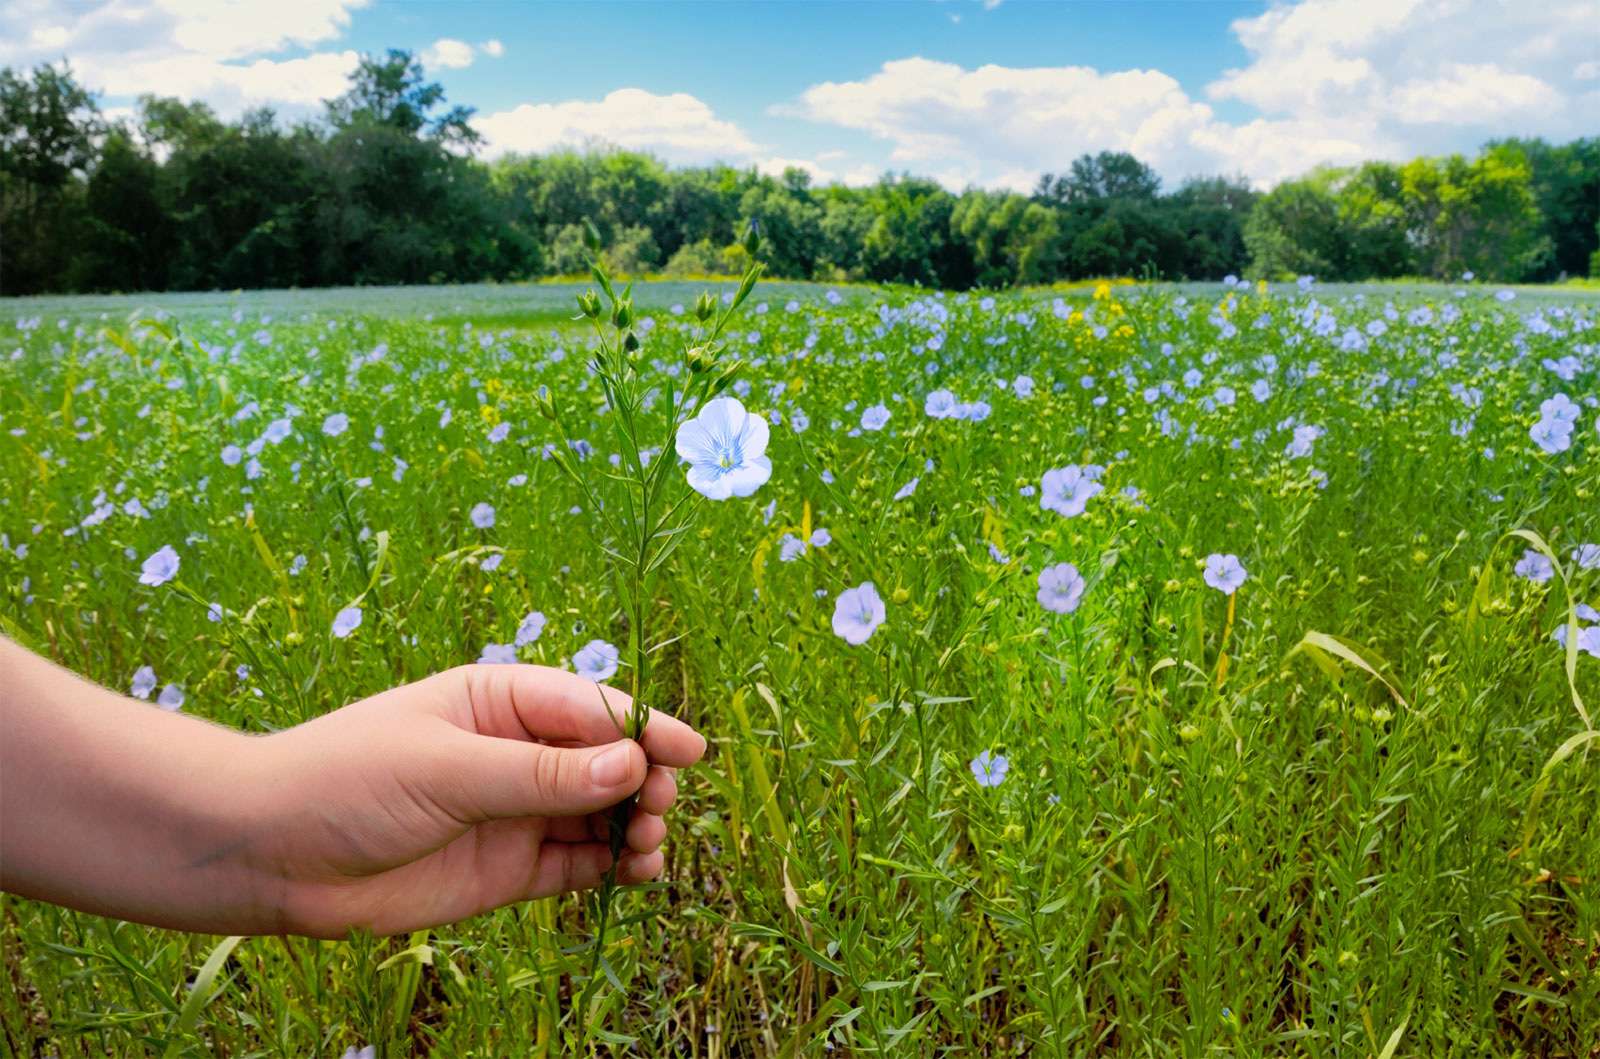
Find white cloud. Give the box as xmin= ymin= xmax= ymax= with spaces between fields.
xmin=0 ymin=0 xmax=370 ymax=118
xmin=755 ymin=155 xmax=879 ymax=187
xmin=478 ymin=88 xmax=762 ymax=164
xmin=422 ymin=37 xmax=475 ymax=71
xmin=790 ymin=58 xmax=1237 ymax=188
xmin=756 ymin=155 xmax=829 ymax=182
xmin=789 ymin=0 xmax=1599 ymax=191
xmin=1211 ymin=0 xmax=1596 ymax=142
xmin=482 ymin=38 xmax=505 ymax=59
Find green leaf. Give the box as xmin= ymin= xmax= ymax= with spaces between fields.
xmin=1520 ymin=729 xmax=1600 ymax=850
xmin=161 ymin=935 xmax=243 ymax=1059
xmin=1376 ymin=1007 xmax=1411 ymax=1059
xmin=1288 ymin=630 xmax=1408 ymax=707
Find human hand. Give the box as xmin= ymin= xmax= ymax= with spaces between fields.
xmin=243 ymin=664 xmax=704 ymax=938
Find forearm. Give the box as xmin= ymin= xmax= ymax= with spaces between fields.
xmin=0 ymin=638 xmax=284 ymax=934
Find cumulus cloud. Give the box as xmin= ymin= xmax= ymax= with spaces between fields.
xmin=478 ymin=88 xmax=763 ymax=164
xmin=756 ymin=155 xmax=879 ymax=187
xmin=789 ymin=1 xmax=1599 ymax=190
xmin=1211 ymin=0 xmax=1597 ymax=142
xmin=421 ymin=37 xmax=475 ymax=71
xmin=482 ymin=38 xmax=505 ymax=59
xmin=789 ymin=57 xmax=1244 ymax=188
xmin=0 ymin=0 xmax=368 ymax=118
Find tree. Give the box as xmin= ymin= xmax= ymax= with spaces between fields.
xmin=1399 ymin=148 xmax=1547 ymax=281
xmin=1490 ymin=137 xmax=1600 ymax=280
xmin=1164 ymin=176 xmax=1257 ymax=279
xmin=951 ymin=191 xmax=1060 ymax=286
xmin=1331 ymin=161 xmax=1408 ymax=278
xmin=1 ymin=64 xmax=100 ymax=293
xmin=738 ymin=175 xmax=822 ymax=279
xmin=816 ymin=194 xmax=874 ymax=279
xmin=324 ymin=50 xmax=479 ymax=148
xmin=1035 ymin=151 xmax=1161 ymax=207
xmin=77 ymin=128 xmax=173 ymax=291
xmin=860 ymin=178 xmax=968 ymax=288
xmin=1243 ymin=176 xmax=1346 ymax=279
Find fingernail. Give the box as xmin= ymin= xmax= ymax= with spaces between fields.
xmin=591 ymin=743 xmax=633 ymax=787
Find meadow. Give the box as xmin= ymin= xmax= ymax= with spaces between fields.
xmin=1 ymin=276 xmax=1597 ymax=1056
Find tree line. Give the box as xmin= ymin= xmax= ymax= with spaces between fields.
xmin=3 ymin=50 xmax=1596 ymax=296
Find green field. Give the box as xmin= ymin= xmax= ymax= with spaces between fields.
xmin=2 ymin=278 xmax=1597 ymax=1055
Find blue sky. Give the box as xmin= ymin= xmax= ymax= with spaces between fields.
xmin=4 ymin=0 xmax=1596 ymax=190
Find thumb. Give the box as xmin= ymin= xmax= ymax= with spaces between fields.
xmin=437 ymin=733 xmax=648 ymax=822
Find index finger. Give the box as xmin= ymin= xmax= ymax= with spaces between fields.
xmin=444 ymin=663 xmax=707 ymax=768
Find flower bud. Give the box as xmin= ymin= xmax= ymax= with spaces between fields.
xmin=742 ymin=219 xmax=762 ymax=256
xmin=710 ymin=360 xmax=742 ymax=394
xmin=612 ymin=299 xmax=633 ymax=330
xmin=694 ymin=292 xmax=717 ymax=322
xmin=622 ymin=330 xmax=640 ymax=355
xmin=577 ymin=291 xmax=602 ymax=319
xmin=582 ymin=218 xmax=603 ymax=255
xmin=686 ymin=345 xmax=713 ymax=373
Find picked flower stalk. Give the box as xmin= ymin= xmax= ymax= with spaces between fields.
xmin=540 ymin=218 xmax=766 ymax=1039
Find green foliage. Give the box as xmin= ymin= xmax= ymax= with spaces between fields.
xmin=1398 ymin=147 xmax=1549 ymax=281
xmin=0 ymin=63 xmax=100 ymax=293
xmin=1 ymin=60 xmax=1596 ymax=296
xmin=2 ymin=279 xmax=1597 ymax=1054
xmin=1246 ymin=151 xmax=1555 ymax=283
xmin=1491 ymin=137 xmax=1600 ymax=280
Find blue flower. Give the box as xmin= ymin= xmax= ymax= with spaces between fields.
xmin=970 ymin=750 xmax=1008 ymax=788
xmin=139 ymin=545 xmax=180 ymax=587
xmin=157 ymin=684 xmax=185 ymax=711
xmin=860 ymin=404 xmax=891 ymax=431
xmin=676 ymin=396 xmax=772 ymax=500
xmin=573 ymin=639 xmax=620 ymax=682
xmin=130 ymin=665 xmax=157 ymax=700
xmin=479 ymin=642 xmax=518 ymax=664
xmin=515 ymin=610 xmax=547 ymax=646
xmin=1036 ymin=563 xmax=1085 ymax=614
xmin=331 ymin=605 xmax=363 ymax=638
xmin=470 ymin=502 xmax=496 ymax=529
xmin=322 ymin=412 xmax=349 ymax=437
xmin=1203 ymin=553 xmax=1248 ymax=594
xmin=894 ymin=477 xmax=919 ymax=501
xmin=924 ymin=389 xmax=958 ymax=418
xmin=832 ymin=581 xmax=886 ymax=645
xmin=1514 ymin=549 xmax=1554 ymax=583
xmin=1040 ymin=466 xmax=1102 ymax=518
xmin=1529 ymin=416 xmax=1573 ymax=455
xmin=781 ymin=527 xmax=832 ymax=562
